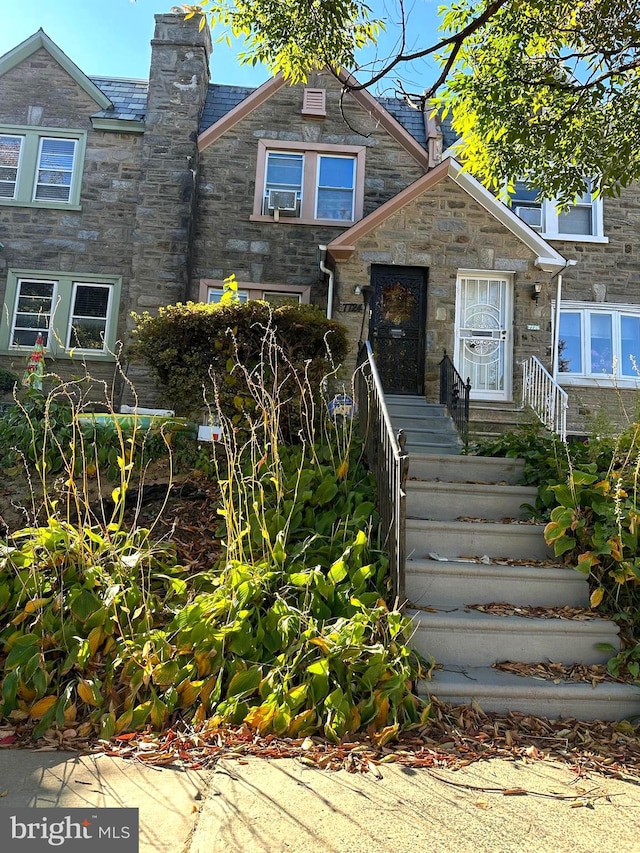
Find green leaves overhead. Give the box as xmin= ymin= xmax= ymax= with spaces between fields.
xmin=191 ymin=0 xmax=640 ymax=200
xmin=186 ymin=1 xmax=384 ymax=81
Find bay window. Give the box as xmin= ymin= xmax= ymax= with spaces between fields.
xmin=559 ymin=303 xmax=640 ymax=380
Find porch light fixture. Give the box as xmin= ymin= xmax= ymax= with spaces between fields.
xmin=354 ymin=285 xmax=362 ymax=295
xmin=532 ymin=282 xmax=543 ymax=304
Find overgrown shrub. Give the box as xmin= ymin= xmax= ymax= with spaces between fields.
xmin=130 ymin=300 xmax=349 ymax=431
xmin=0 ymin=367 xmax=19 ymax=396
xmin=0 ymin=331 xmax=429 ymax=742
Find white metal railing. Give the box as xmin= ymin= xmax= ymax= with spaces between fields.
xmin=522 ymin=356 xmax=568 ymax=442
xmin=355 ymin=342 xmax=409 ymax=606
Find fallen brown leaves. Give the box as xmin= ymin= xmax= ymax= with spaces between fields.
xmin=493 ymin=660 xmax=628 ymax=687
xmin=456 ymin=516 xmax=542 ymax=526
xmin=4 ymin=699 xmax=640 ymax=784
xmin=467 ymin=603 xmax=604 ymax=621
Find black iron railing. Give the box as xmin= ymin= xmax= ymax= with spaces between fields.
xmin=439 ymin=352 xmax=471 ymax=446
xmin=356 ymin=342 xmax=409 ymax=606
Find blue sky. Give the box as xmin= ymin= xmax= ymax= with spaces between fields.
xmin=1 ymin=1 xmax=441 ymax=91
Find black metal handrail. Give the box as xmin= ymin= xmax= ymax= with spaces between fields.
xmin=439 ymin=352 xmax=471 ymax=446
xmin=355 ymin=342 xmax=409 ymax=606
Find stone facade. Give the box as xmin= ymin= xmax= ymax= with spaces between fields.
xmin=0 ymin=48 xmax=142 ymax=386
xmin=1 ymin=12 xmax=640 ymax=434
xmin=191 ymin=70 xmax=425 ymax=300
xmin=333 ymin=178 xmax=553 ymax=399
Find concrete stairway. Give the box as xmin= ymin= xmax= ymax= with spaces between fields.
xmin=385 ymin=395 xmax=462 ymax=455
xmin=403 ymin=452 xmax=640 ymax=721
xmin=468 ymin=401 xmax=531 ymax=442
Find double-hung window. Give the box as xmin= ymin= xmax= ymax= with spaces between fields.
xmin=0 ymin=134 xmax=22 ymax=199
xmin=264 ymin=152 xmax=304 ymax=214
xmin=511 ymin=181 xmax=543 ymax=231
xmin=0 ymin=271 xmax=121 ymax=360
xmin=510 ymin=180 xmax=605 ymax=242
xmin=315 ymin=155 xmax=355 ymax=221
xmin=0 ymin=127 xmax=85 ymax=208
xmin=558 ymin=303 xmax=640 ymax=381
xmin=34 ymin=137 xmax=78 ymax=203
xmin=253 ymin=140 xmax=365 ymax=225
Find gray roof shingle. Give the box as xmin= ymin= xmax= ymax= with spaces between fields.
xmin=90 ymin=77 xmax=148 ymax=121
xmin=86 ymin=76 xmax=439 ymax=149
xmin=199 ymin=83 xmax=256 ymax=133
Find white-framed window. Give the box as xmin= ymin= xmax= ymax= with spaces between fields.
xmin=10 ymin=278 xmax=57 ymax=348
xmin=263 ymin=152 xmax=304 ymax=214
xmin=262 ymin=291 xmax=302 ymax=307
xmin=558 ymin=302 xmax=640 ymax=381
xmin=34 ymin=137 xmax=78 ymax=203
xmin=66 ymin=282 xmax=114 ymax=351
xmin=0 ymin=126 xmax=85 ymax=209
xmin=207 ymin=287 xmax=249 ymax=304
xmin=200 ymin=279 xmax=310 ymax=306
xmin=252 ymin=140 xmax=365 ymax=225
xmin=315 ymin=155 xmax=355 ymax=221
xmin=510 ymin=181 xmax=605 ymax=242
xmin=511 ymin=181 xmax=543 ymax=231
xmin=0 ymin=133 xmax=23 ymax=199
xmin=0 ymin=271 xmax=121 ymax=360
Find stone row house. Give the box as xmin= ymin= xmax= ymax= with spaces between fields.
xmin=1 ymin=11 xmax=639 ymax=434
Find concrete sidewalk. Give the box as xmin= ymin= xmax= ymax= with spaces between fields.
xmin=1 ymin=750 xmax=639 ymax=852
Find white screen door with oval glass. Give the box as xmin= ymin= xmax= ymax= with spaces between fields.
xmin=455 ymin=273 xmax=513 ymax=401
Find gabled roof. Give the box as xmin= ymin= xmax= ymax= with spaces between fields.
xmin=197 ymin=70 xmax=430 ymax=169
xmin=0 ymin=29 xmax=112 ymax=110
xmin=327 ymin=158 xmax=567 ymax=272
xmin=199 ymin=83 xmax=429 ymax=150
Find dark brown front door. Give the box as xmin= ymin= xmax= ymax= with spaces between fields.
xmin=369 ymin=265 xmax=428 ymax=395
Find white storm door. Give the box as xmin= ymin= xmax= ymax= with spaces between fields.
xmin=455 ymin=273 xmax=513 ymax=401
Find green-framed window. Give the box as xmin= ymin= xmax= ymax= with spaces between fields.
xmin=0 ymin=270 xmax=122 ymax=360
xmin=0 ymin=126 xmax=86 ymax=209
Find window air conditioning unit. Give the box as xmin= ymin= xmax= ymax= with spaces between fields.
xmin=515 ymin=205 xmax=542 ymax=231
xmin=267 ymin=189 xmax=298 ymax=212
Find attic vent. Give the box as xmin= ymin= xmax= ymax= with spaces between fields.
xmin=302 ymin=88 xmax=326 ymax=118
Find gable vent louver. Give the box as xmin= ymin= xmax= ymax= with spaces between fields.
xmin=302 ymin=88 xmax=326 ymax=118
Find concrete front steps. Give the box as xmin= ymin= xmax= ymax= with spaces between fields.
xmin=468 ymin=401 xmax=531 ymax=442
xmin=404 ymin=452 xmax=640 ymax=721
xmin=385 ymin=395 xmax=462 ymax=455
xmin=429 ymin=667 xmax=640 ymax=721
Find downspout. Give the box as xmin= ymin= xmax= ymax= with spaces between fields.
xmin=318 ymin=244 xmax=334 ymax=319
xmin=551 ymin=259 xmax=578 ymax=379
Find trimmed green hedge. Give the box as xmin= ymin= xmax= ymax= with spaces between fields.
xmin=131 ymin=301 xmax=349 ymax=431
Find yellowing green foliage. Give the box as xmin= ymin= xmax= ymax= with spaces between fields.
xmin=188 ymin=0 xmax=640 ymax=201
